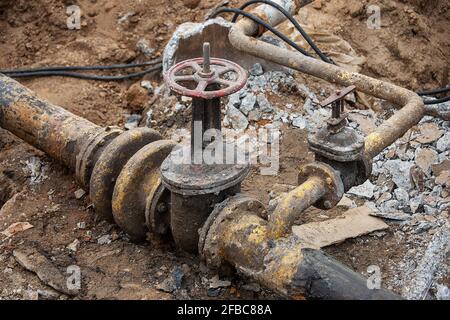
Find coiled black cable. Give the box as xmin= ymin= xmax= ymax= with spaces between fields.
xmin=0 ymin=58 xmax=162 ymax=74
xmin=214 ymin=0 xmax=449 ymax=106
xmin=4 ymin=64 xmax=162 ymax=81
xmin=210 ymin=7 xmax=311 ymax=57
xmin=233 ymin=0 xmax=333 ymax=64
xmin=418 ymin=86 xmax=450 ymax=96
xmin=423 ymin=96 xmax=450 ymax=105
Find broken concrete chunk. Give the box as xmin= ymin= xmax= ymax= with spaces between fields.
xmin=409 ymin=195 xmax=424 ymax=214
xmin=249 ymin=63 xmax=264 ymax=76
xmin=436 ymin=132 xmax=450 ymax=152
xmin=256 ymin=93 xmax=274 ymax=113
xmin=97 ymin=234 xmax=112 ymax=245
xmin=228 ymin=92 xmax=241 ymax=107
xmin=435 ymin=170 xmax=450 ymax=187
xmin=208 ymin=275 xmax=231 ymax=289
xmin=370 ymin=211 xmax=412 ymax=221
xmin=394 ymin=187 xmax=410 ymax=204
xmin=403 ymin=222 xmax=450 ymax=300
xmin=384 ymin=159 xmax=414 ymax=189
xmin=226 ymin=104 xmax=249 ymax=131
xmin=292 ymin=116 xmax=307 ymax=129
xmin=74 ymin=188 xmax=86 ymax=200
xmin=337 ymin=196 xmax=357 ymax=209
xmin=415 ymin=148 xmax=438 ymax=175
xmin=415 ymin=122 xmax=444 ymax=144
xmin=1 ymin=222 xmax=34 ymax=238
xmin=239 ymin=93 xmax=256 ymax=115
xmin=292 ymin=206 xmax=388 ymax=249
xmin=67 ymin=239 xmax=80 ymax=252
xmin=248 ymin=110 xmax=262 ymax=122
xmin=13 ymin=248 xmax=78 ymax=296
xmin=347 ymin=180 xmax=375 ymax=199
xmin=379 ymin=199 xmax=400 ymax=213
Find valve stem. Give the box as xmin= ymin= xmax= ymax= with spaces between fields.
xmin=203 ymin=42 xmax=211 ymax=74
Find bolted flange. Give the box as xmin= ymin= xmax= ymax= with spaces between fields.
xmin=76 ymin=127 xmax=122 ymax=189
xmin=89 ymin=127 xmax=163 ymax=222
xmin=199 ymin=195 xmax=267 ymax=269
xmin=112 ymin=140 xmax=176 ymax=241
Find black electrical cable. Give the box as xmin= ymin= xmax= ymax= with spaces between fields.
xmin=233 ymin=0 xmax=333 ymax=64
xmin=5 ymin=64 xmax=162 ymax=81
xmin=210 ymin=7 xmax=311 ymax=57
xmin=417 ymin=86 xmax=450 ymax=96
xmin=216 ymin=3 xmax=450 ymax=105
xmin=0 ymin=58 xmax=162 ymax=74
xmin=423 ymin=96 xmax=450 ymax=105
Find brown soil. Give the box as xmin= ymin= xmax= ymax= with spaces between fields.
xmin=0 ymin=0 xmax=449 ymax=299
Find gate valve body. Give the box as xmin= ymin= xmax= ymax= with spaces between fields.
xmin=306 ymin=86 xmax=370 ymax=193
xmin=161 ymin=43 xmax=250 ymax=252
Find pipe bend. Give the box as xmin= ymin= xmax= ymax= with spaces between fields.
xmin=229 ymin=23 xmax=425 ymax=159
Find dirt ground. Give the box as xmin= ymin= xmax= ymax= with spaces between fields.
xmin=0 ymin=0 xmax=449 ymax=300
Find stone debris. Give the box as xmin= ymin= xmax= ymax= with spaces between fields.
xmin=435 ymin=284 xmax=450 ymax=300
xmin=225 ymin=104 xmax=249 ymax=131
xmin=435 ymin=170 xmax=450 ymax=186
xmin=249 ymin=62 xmax=264 ymax=76
xmin=67 ymin=239 xmax=80 ymax=252
xmin=74 ymin=188 xmax=86 ymax=200
xmin=347 ymin=180 xmax=375 ymax=199
xmin=124 ymin=114 xmax=142 ymax=130
xmin=241 ymin=282 xmax=261 ymax=292
xmin=1 ymin=222 xmax=34 ymax=238
xmin=415 ymin=148 xmax=438 ymax=174
xmin=13 ymin=248 xmax=78 ymax=296
xmin=97 ymin=234 xmax=112 ymax=245
xmin=156 ymin=266 xmax=184 ymax=293
xmin=208 ymin=275 xmax=232 ymax=289
xmin=256 ymin=93 xmax=274 ymax=113
xmin=136 ymin=38 xmax=155 ymax=57
xmin=415 ymin=122 xmax=443 ymax=144
xmin=24 ymin=156 xmax=48 ymax=185
xmin=402 ymin=222 xmax=450 ymax=300
xmin=337 ymin=196 xmax=357 ymax=209
xmin=292 ymin=116 xmax=307 ymax=129
xmin=436 ymin=132 xmax=450 ymax=152
xmin=239 ymin=93 xmax=256 ymax=115
xmin=140 ymin=80 xmax=154 ymax=94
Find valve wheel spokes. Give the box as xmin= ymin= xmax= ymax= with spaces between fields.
xmin=165 ymin=57 xmax=248 ymax=99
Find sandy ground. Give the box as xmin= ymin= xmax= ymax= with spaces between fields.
xmin=0 ymin=0 xmax=449 ymax=300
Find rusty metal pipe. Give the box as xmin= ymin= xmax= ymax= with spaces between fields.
xmin=268 ymin=176 xmax=326 ymax=238
xmin=0 ymin=74 xmax=100 ymax=169
xmin=200 ymin=196 xmax=401 ymax=300
xmin=236 ymin=0 xmax=314 ymax=37
xmin=0 ymin=74 xmax=123 ymax=187
xmin=229 ymin=15 xmax=425 ymax=160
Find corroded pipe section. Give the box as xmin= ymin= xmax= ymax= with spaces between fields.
xmin=238 ymin=0 xmax=313 ymax=37
xmin=269 ymin=176 xmax=325 ymax=238
xmin=200 ymin=195 xmax=401 ymax=300
xmin=269 ymin=162 xmax=344 ymax=238
xmin=0 ymin=73 xmax=105 ymax=171
xmin=229 ymin=18 xmax=425 ymax=160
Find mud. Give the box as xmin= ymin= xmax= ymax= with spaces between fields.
xmin=0 ymin=0 xmax=449 ymax=299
